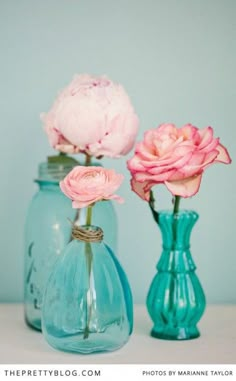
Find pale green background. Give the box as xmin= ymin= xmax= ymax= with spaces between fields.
xmin=0 ymin=0 xmax=235 ymax=303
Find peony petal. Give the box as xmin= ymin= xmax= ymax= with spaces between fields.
xmin=41 ymin=74 xmax=139 ymax=157
xmin=89 ymin=113 xmax=139 ymax=158
xmin=165 ymin=174 xmax=202 ymax=198
xmin=55 ymin=144 xmax=80 ymax=154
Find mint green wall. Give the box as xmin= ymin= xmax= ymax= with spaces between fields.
xmin=0 ymin=0 xmax=235 ymax=303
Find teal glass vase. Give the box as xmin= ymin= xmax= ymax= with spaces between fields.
xmin=146 ymin=210 xmax=206 ymax=340
xmin=24 ymin=161 xmax=117 ymax=331
xmin=42 ymin=225 xmax=133 ymax=354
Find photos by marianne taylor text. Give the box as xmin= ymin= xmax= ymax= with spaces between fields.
xmin=141 ymin=368 xmax=233 ymax=378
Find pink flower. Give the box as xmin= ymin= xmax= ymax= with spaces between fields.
xmin=41 ymin=74 xmax=139 ymax=158
xmin=60 ymin=166 xmax=124 ymax=208
xmin=127 ymin=123 xmax=231 ymax=200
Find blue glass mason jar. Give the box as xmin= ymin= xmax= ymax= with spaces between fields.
xmin=24 ymin=161 xmax=117 ymax=331
xmin=42 ymin=225 xmax=133 ymax=354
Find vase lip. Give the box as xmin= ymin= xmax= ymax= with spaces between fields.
xmin=34 ymin=160 xmax=103 ymax=184
xmin=159 ymin=209 xmax=199 ymax=217
xmin=35 ymin=161 xmax=76 ymax=183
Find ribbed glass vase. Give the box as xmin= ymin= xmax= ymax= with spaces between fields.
xmin=24 ymin=161 xmax=117 ymax=331
xmin=146 ymin=210 xmax=206 ymax=340
xmin=42 ymin=225 xmax=133 ymax=354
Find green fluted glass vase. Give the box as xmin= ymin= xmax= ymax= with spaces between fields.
xmin=146 ymin=210 xmax=206 ymax=340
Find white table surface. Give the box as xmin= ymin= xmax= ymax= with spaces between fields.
xmin=0 ymin=304 xmax=235 ymax=364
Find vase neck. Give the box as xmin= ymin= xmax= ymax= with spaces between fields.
xmin=35 ymin=180 xmax=61 ymax=191
xmin=35 ymin=160 xmax=103 ymax=184
xmin=158 ymin=210 xmax=198 ymax=250
xmin=36 ymin=161 xmax=76 ymax=183
xmin=72 ymin=225 xmax=104 ymax=243
xmin=157 ymin=210 xmax=198 ymax=272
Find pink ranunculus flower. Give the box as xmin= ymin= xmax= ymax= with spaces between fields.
xmin=127 ymin=123 xmax=232 ymax=200
xmin=41 ymin=74 xmax=139 ymax=158
xmin=60 ymin=166 xmax=124 ymax=208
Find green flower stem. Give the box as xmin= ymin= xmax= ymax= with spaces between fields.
xmin=148 ymin=190 xmax=159 ymax=224
xmin=83 ymin=241 xmax=93 ymax=339
xmin=86 ymin=205 xmax=93 ymax=226
xmin=83 ymin=205 xmax=93 ymax=340
xmin=173 ymin=195 xmax=181 ymax=215
xmin=172 ymin=195 xmax=181 ymax=249
xmin=85 ymin=153 xmax=92 ymax=166
xmin=148 ymin=191 xmax=181 ymax=249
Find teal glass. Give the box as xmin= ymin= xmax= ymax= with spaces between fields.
xmin=42 ymin=225 xmax=133 ymax=354
xmin=146 ymin=210 xmax=206 ymax=340
xmin=24 ymin=161 xmax=117 ymax=331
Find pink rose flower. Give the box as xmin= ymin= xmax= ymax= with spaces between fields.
xmin=41 ymin=74 xmax=139 ymax=158
xmin=127 ymin=123 xmax=231 ymax=200
xmin=60 ymin=166 xmax=124 ymax=208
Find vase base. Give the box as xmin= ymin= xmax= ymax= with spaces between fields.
xmin=151 ymin=326 xmax=200 ymax=341
xmin=44 ymin=330 xmax=130 ymax=354
xmin=25 ymin=316 xmax=42 ymax=332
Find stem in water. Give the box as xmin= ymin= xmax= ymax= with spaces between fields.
xmin=172 ymin=195 xmax=181 ymax=249
xmin=83 ymin=205 xmax=93 ymax=339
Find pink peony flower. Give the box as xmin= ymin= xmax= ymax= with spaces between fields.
xmin=127 ymin=123 xmax=231 ymax=200
xmin=60 ymin=166 xmax=124 ymax=208
xmin=41 ymin=74 xmax=139 ymax=158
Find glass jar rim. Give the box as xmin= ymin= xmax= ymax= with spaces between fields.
xmin=36 ymin=161 xmax=77 ymax=182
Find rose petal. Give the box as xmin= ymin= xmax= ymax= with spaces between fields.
xmin=127 ymin=123 xmax=231 ymax=200
xmin=165 ymin=174 xmax=202 ymax=198
xmin=215 ymin=143 xmax=232 ymax=164
xmin=130 ymin=179 xmax=155 ymax=201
